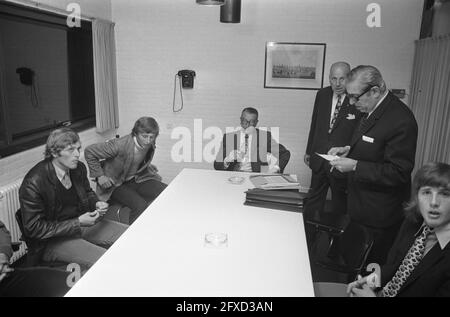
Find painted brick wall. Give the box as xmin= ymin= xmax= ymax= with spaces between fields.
xmin=111 ymin=0 xmax=423 ymax=185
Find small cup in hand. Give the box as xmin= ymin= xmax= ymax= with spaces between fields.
xmin=96 ymin=201 xmax=109 ymax=217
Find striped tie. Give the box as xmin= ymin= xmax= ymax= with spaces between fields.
xmin=328 ymin=95 xmax=342 ymax=133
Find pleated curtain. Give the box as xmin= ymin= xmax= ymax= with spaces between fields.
xmin=410 ymin=34 xmax=450 ymax=170
xmin=92 ymin=19 xmax=119 ymax=133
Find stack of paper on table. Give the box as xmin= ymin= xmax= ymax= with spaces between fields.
xmin=249 ymin=174 xmax=300 ymax=190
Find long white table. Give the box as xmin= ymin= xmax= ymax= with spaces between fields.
xmin=66 ymin=168 xmax=314 ymax=297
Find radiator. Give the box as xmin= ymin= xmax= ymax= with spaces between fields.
xmin=0 ymin=179 xmax=27 ymax=263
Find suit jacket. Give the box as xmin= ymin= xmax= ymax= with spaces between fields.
xmin=306 ymin=86 xmax=361 ymax=175
xmin=380 ymin=218 xmax=450 ymax=297
xmin=347 ymin=92 xmax=418 ymax=228
xmin=214 ymin=129 xmax=290 ymax=173
xmin=84 ymin=134 xmax=162 ymax=201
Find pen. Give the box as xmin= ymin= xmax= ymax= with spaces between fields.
xmin=330 ymin=166 xmax=334 ymax=172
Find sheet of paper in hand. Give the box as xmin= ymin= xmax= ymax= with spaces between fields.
xmin=315 ymin=153 xmax=340 ymax=161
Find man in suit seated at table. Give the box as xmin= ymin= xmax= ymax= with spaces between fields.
xmin=214 ymin=107 xmax=290 ymax=174
xmin=0 ymin=220 xmax=70 ymax=297
xmin=19 ymin=128 xmax=128 ymax=268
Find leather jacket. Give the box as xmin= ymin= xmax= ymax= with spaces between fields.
xmin=19 ymin=159 xmax=99 ymax=249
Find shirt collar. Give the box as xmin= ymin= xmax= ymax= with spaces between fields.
xmin=52 ymin=161 xmax=69 ymax=182
xmin=417 ymin=222 xmax=450 ymax=250
xmin=367 ymin=90 xmax=388 ymax=118
xmin=333 ymin=93 xmax=346 ymax=102
xmin=133 ymin=136 xmax=145 ymax=150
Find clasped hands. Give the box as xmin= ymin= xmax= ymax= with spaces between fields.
xmin=346 ymin=274 xmax=377 ymax=297
xmin=78 ymin=201 xmax=109 ymax=227
xmin=327 ymin=146 xmax=358 ymax=173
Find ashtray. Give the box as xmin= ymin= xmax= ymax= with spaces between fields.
xmin=228 ymin=176 xmax=245 ymax=185
xmin=204 ymin=233 xmax=228 ymax=248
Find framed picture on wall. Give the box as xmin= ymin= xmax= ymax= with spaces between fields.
xmin=264 ymin=42 xmax=326 ymax=90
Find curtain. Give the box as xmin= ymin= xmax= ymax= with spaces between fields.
xmin=92 ymin=19 xmax=119 ymax=133
xmin=410 ymin=34 xmax=450 ymax=170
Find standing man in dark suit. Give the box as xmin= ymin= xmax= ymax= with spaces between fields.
xmin=304 ymin=62 xmax=360 ymax=216
xmin=329 ymin=65 xmax=418 ymax=265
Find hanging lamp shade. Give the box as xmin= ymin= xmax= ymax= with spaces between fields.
xmin=220 ymin=0 xmax=241 ymax=23
xmin=196 ymin=0 xmax=225 ymax=5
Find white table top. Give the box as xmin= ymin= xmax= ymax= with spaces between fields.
xmin=66 ymin=168 xmax=314 ymax=297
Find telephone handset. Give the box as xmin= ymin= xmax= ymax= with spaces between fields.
xmin=177 ymin=69 xmax=196 ymax=88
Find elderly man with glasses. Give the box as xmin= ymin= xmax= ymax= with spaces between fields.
xmin=328 ymin=65 xmax=418 ymax=265
xmin=85 ymin=117 xmax=167 ymax=225
xmin=214 ymin=107 xmax=290 ymax=174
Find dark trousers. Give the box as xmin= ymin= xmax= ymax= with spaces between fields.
xmin=304 ymin=168 xmax=348 ymax=216
xmin=0 ymin=267 xmax=70 ymax=297
xmin=111 ymin=179 xmax=167 ymax=224
xmin=363 ymin=220 xmax=403 ymax=267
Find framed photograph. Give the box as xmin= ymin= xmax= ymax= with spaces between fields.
xmin=264 ymin=42 xmax=326 ymax=90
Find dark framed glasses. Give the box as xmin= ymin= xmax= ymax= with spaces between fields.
xmin=348 ymin=85 xmax=376 ymax=105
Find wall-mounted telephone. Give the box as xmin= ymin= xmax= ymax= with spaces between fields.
xmin=16 ymin=67 xmax=34 ymax=86
xmin=177 ymin=69 xmax=196 ymax=89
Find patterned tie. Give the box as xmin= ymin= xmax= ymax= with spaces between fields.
xmin=380 ymin=225 xmax=431 ymax=297
xmin=244 ymin=134 xmax=249 ymax=155
xmin=61 ymin=172 xmax=72 ymax=189
xmin=328 ymin=95 xmax=342 ymax=133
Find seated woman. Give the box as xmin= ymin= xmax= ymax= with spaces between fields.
xmin=348 ymin=162 xmax=450 ymax=297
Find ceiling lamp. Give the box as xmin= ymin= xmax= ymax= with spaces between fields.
xmin=220 ymin=0 xmax=241 ymax=23
xmin=196 ymin=0 xmax=225 ymax=5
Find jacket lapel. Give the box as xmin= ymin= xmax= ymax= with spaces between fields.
xmin=122 ymin=135 xmax=135 ymax=178
xmin=349 ymin=93 xmax=392 ymax=148
xmin=399 ymin=243 xmax=448 ymax=293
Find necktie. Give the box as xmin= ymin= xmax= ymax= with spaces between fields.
xmin=244 ymin=134 xmax=249 ymax=155
xmin=358 ymin=114 xmax=369 ymax=133
xmin=61 ymin=172 xmax=72 ymax=189
xmin=328 ymin=95 xmax=342 ymax=133
xmin=380 ymin=226 xmax=431 ymax=297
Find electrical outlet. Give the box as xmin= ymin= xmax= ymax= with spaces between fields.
xmin=391 ymin=89 xmax=406 ymax=99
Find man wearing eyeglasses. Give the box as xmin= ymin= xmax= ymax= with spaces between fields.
xmin=214 ymin=107 xmax=290 ymax=173
xmin=304 ymin=62 xmax=361 ymax=218
xmin=85 ymin=117 xmax=167 ymax=225
xmin=328 ymin=65 xmax=418 ymax=265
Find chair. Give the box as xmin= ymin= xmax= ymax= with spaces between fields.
xmin=304 ymin=208 xmax=350 ymax=255
xmin=103 ymin=202 xmax=131 ymax=224
xmin=310 ymin=221 xmax=374 ymax=282
xmin=278 ymin=143 xmax=290 ymax=173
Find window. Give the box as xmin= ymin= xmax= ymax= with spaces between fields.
xmin=0 ymin=2 xmax=95 ymax=158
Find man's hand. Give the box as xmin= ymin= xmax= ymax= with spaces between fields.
xmin=225 ymin=150 xmax=244 ymax=163
xmin=328 ymin=146 xmax=351 ymax=157
xmin=97 ymin=175 xmax=115 ymax=189
xmin=303 ymin=154 xmax=310 ymax=167
xmin=0 ymin=253 xmax=13 ymax=283
xmin=347 ymin=274 xmax=377 ymax=297
xmin=329 ymin=158 xmax=357 ymax=173
xmin=78 ymin=211 xmax=100 ymax=227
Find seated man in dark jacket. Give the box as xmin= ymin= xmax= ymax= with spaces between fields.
xmin=347 ymin=162 xmax=450 ymax=297
xmin=214 ymin=107 xmax=290 ymax=173
xmin=19 ymin=128 xmax=128 ymax=268
xmin=0 ymin=220 xmax=70 ymax=297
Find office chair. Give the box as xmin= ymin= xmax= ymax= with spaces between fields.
xmin=278 ymin=143 xmax=290 ymax=174
xmin=311 ymin=220 xmax=374 ymax=282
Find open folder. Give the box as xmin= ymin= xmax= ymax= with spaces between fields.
xmin=244 ymin=188 xmax=308 ymax=212
xmin=249 ymin=174 xmax=300 ymax=190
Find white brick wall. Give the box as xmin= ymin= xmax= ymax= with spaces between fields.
xmin=111 ymin=0 xmax=423 ymax=185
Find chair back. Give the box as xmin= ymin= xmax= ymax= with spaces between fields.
xmin=339 ymin=221 xmax=374 ymax=273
